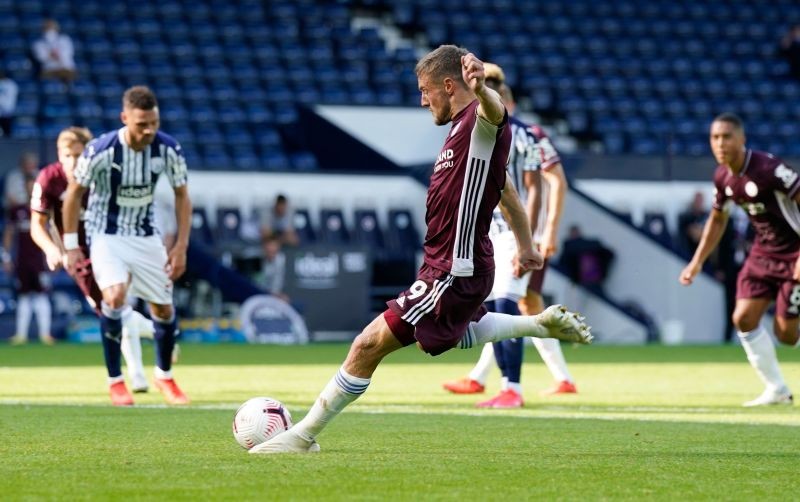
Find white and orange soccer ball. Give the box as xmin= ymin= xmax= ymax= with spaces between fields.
xmin=232 ymin=397 xmax=293 ymax=450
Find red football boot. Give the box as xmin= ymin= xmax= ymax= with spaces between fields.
xmin=155 ymin=378 xmax=190 ymax=405
xmin=540 ymin=380 xmax=578 ymax=396
xmin=442 ymin=377 xmax=485 ymax=394
xmin=109 ymin=381 xmax=134 ymax=406
xmin=477 ymin=389 xmax=523 ymax=409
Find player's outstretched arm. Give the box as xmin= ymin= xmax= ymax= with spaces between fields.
xmin=499 ymin=176 xmax=543 ymax=276
xmin=29 ymin=211 xmax=63 ymax=271
xmin=167 ymin=185 xmax=192 ymax=280
xmin=62 ymin=181 xmax=87 ymax=274
xmin=461 ymin=53 xmax=504 ymax=126
xmin=540 ymin=163 xmax=568 ymax=259
xmin=679 ymin=207 xmax=728 ymax=286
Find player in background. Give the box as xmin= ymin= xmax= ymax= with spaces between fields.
xmin=4 ymin=177 xmax=54 ymax=345
xmin=442 ymin=64 xmax=577 ymax=407
xmin=63 ymin=86 xmax=192 ymax=406
xmin=680 ymin=113 xmax=798 ymax=406
xmin=251 ymin=46 xmax=591 ymax=454
xmin=30 ymin=126 xmax=155 ymax=398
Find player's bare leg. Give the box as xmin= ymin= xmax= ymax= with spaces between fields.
xmin=734 ymin=299 xmax=793 ymax=406
xmin=519 ymin=291 xmax=578 ymax=395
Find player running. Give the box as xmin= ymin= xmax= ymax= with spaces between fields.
xmin=30 ymin=126 xmax=158 ymax=402
xmin=680 ymin=112 xmax=798 ymax=406
xmin=251 ymin=46 xmax=591 ymax=454
xmin=442 ymin=64 xmax=577 ymax=407
xmin=62 ymin=86 xmax=192 ymax=406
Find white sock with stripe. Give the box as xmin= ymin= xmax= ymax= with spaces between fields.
xmin=292 ymin=366 xmax=370 ymax=442
xmin=467 ymin=343 xmax=495 ymax=384
xmin=531 ymin=337 xmax=573 ymax=383
xmin=458 ymin=312 xmax=548 ymax=349
xmin=738 ymin=327 xmax=787 ymax=392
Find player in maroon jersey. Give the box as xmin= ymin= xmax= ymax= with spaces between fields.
xmin=4 ymin=177 xmax=54 ymax=345
xmin=680 ymin=113 xmax=799 ymax=406
xmin=251 ymin=46 xmax=592 ymax=454
xmin=29 ymin=126 xmax=152 ymax=405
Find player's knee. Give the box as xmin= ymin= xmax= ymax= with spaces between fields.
xmin=773 ymin=322 xmax=800 ymax=346
xmin=732 ymin=311 xmax=759 ymax=333
xmin=150 ymin=304 xmax=174 ymax=321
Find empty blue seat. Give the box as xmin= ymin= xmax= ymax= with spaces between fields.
xmin=319 ymin=209 xmax=350 ymax=245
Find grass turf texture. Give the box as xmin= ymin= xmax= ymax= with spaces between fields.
xmin=1 ymin=343 xmax=799 ymax=500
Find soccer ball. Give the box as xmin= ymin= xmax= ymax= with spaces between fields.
xmin=232 ymin=397 xmax=293 ymax=450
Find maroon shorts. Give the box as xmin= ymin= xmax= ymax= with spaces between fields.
xmin=15 ymin=265 xmax=46 ymax=293
xmin=526 ymin=259 xmax=549 ymax=294
xmin=70 ymin=255 xmax=103 ymax=315
xmin=385 ymin=263 xmax=493 ymax=356
xmin=737 ymin=254 xmax=800 ymax=319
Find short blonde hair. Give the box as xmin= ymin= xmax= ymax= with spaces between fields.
xmin=57 ymin=126 xmax=93 ymax=148
xmin=415 ymin=44 xmax=469 ymax=88
xmin=483 ymin=63 xmax=505 ymax=83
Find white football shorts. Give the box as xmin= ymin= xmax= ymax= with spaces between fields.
xmin=486 ymin=230 xmax=531 ymax=302
xmin=90 ymin=234 xmax=173 ymax=305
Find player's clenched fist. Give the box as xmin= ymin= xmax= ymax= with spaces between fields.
xmin=679 ymin=261 xmax=701 ymax=286
xmin=513 ymin=247 xmax=544 ymax=278
xmin=461 ymin=53 xmax=486 ymax=93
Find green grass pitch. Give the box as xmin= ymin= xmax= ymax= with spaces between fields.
xmin=1 ymin=343 xmax=799 ymax=500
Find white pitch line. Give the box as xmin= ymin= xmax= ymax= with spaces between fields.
xmin=1 ymin=400 xmax=798 ymax=427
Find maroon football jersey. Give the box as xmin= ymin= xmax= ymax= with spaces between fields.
xmin=30 ymin=162 xmax=89 ymax=250
xmin=712 ymin=149 xmax=800 ymax=259
xmin=423 ymin=100 xmax=512 ymax=277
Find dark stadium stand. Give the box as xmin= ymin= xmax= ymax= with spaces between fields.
xmin=4 ymin=0 xmax=800 ymax=166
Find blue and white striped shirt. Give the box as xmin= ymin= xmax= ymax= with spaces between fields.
xmin=74 ymin=127 xmax=188 ymax=237
xmin=490 ymin=116 xmax=541 ymax=237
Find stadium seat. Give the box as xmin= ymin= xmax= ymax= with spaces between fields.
xmin=385 ymin=209 xmax=421 ymax=255
xmin=292 ymin=208 xmax=316 ymax=245
xmin=352 ymin=209 xmax=384 ymax=249
xmin=641 ymin=212 xmax=673 ymax=249
xmin=318 ymin=209 xmax=350 ymax=245
xmin=216 ymin=207 xmax=243 ymax=247
xmin=190 ymin=207 xmax=214 ymax=247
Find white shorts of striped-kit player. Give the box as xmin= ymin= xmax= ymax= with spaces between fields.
xmin=90 ymin=234 xmax=173 ymax=305
xmin=485 ymin=230 xmax=531 ymax=303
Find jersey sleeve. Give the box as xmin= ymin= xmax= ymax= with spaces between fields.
xmin=164 ymin=141 xmax=188 ymax=188
xmin=768 ymin=160 xmax=800 ymax=198
xmin=711 ymin=171 xmax=729 ymax=211
xmin=30 ymin=170 xmax=50 ymax=214
xmin=73 ymin=140 xmax=104 ymax=187
xmin=530 ymin=126 xmax=561 ymax=170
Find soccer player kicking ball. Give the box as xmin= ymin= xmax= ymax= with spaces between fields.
xmin=442 ymin=64 xmax=578 ymax=407
xmin=251 ymin=46 xmax=592 ymax=454
xmin=63 ymin=86 xmax=192 ymax=406
xmin=30 ymin=126 xmax=157 ymax=403
xmin=680 ymin=113 xmax=798 ymax=407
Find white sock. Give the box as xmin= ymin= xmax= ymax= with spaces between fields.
xmin=154 ymin=366 xmax=173 ymax=380
xmin=132 ymin=310 xmax=155 ymax=340
xmin=458 ymin=312 xmax=549 ymax=349
xmin=32 ymin=293 xmax=51 ymax=339
xmin=107 ymin=374 xmax=125 ymax=385
xmin=467 ymin=343 xmax=495 ymax=384
xmin=738 ymin=327 xmax=787 ymax=392
xmin=120 ymin=307 xmax=146 ymax=384
xmin=292 ymin=366 xmax=370 ymax=442
xmin=532 ymin=337 xmax=573 ymax=382
xmin=507 ymin=381 xmax=522 ymax=395
xmin=500 ymin=376 xmax=509 ymax=390
xmin=15 ymin=294 xmax=32 ymax=339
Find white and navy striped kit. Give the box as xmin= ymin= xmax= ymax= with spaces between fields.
xmin=489 ymin=116 xmax=540 ymax=237
xmin=74 ymin=128 xmax=188 ymax=238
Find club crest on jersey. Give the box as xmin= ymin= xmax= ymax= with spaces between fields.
xmin=150 ymin=157 xmax=165 ymax=174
